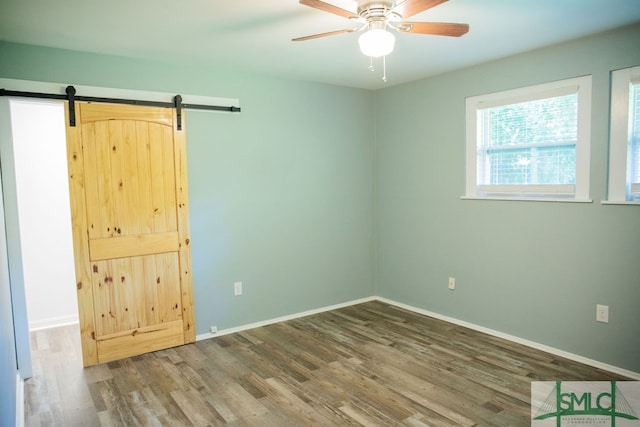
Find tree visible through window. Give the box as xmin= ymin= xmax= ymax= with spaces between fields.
xmin=480 ymin=94 xmax=577 ymax=186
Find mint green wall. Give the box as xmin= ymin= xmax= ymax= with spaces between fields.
xmin=0 ymin=41 xmax=375 ymax=333
xmin=375 ymin=23 xmax=640 ymax=373
xmin=186 ymin=83 xmax=375 ymax=329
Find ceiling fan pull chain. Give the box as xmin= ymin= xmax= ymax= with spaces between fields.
xmin=368 ymin=56 xmax=375 ymax=72
xmin=382 ymin=56 xmax=388 ymax=82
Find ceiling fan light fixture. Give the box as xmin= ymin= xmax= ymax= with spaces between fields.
xmin=358 ymin=28 xmax=395 ymax=58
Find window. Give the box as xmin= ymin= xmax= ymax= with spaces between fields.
xmin=465 ymin=76 xmax=592 ymax=201
xmin=606 ymin=66 xmax=640 ymax=204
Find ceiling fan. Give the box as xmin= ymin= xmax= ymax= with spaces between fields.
xmin=293 ymin=0 xmax=469 ymax=80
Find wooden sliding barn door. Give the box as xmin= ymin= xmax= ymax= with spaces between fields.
xmin=65 ymin=102 xmax=194 ymax=367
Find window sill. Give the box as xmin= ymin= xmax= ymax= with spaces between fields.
xmin=601 ymin=200 xmax=640 ymax=206
xmin=461 ymin=196 xmax=593 ymax=203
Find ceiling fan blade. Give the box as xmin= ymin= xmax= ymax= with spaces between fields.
xmin=292 ymin=28 xmax=357 ymax=42
xmin=398 ymin=22 xmax=469 ymax=37
xmin=391 ymin=0 xmax=448 ymax=19
xmin=299 ymin=0 xmax=359 ymax=19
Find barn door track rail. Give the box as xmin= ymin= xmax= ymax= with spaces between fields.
xmin=0 ymin=85 xmax=241 ymax=130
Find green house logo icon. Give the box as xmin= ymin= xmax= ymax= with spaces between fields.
xmin=533 ymin=381 xmax=639 ymax=426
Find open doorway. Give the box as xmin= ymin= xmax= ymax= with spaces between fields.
xmin=9 ymin=99 xmax=77 ymax=330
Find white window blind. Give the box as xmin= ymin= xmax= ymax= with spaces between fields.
xmin=465 ymin=76 xmax=591 ymax=201
xmin=477 ymin=93 xmax=578 ymax=190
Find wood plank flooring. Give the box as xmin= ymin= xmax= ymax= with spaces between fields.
xmin=25 ymin=301 xmax=629 ymax=426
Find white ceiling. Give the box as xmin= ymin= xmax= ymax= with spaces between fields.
xmin=1 ymin=0 xmax=639 ymax=90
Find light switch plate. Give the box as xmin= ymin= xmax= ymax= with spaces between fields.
xmin=596 ymin=304 xmax=609 ymax=323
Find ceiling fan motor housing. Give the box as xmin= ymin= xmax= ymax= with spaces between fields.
xmin=357 ymin=1 xmax=401 ymax=21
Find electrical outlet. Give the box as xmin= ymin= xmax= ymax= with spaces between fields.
xmin=596 ymin=304 xmax=609 ymax=323
xmin=448 ymin=277 xmax=456 ymax=290
xmin=234 ymin=281 xmax=243 ymax=296
xmin=209 ymin=326 xmax=218 ymax=334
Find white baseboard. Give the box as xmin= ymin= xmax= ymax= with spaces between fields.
xmin=16 ymin=373 xmax=24 ymax=427
xmin=376 ymin=296 xmax=640 ymax=380
xmin=28 ymin=314 xmax=78 ymax=331
xmin=196 ymin=296 xmax=376 ymax=341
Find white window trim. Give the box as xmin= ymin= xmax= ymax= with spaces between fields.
xmin=603 ymin=66 xmax=640 ymax=205
xmin=464 ymin=75 xmax=592 ymax=203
